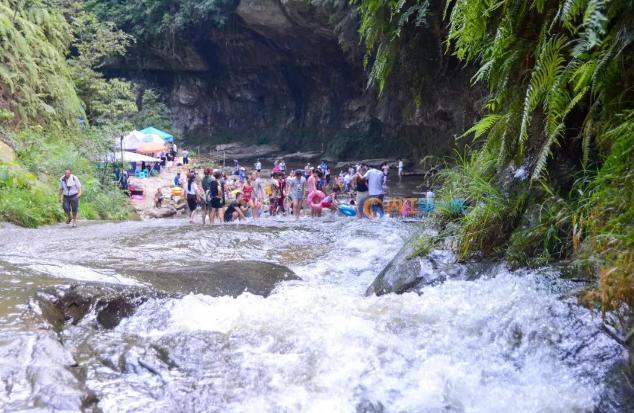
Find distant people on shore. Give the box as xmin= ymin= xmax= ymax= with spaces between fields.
xmin=182 ymin=149 xmax=189 ymax=165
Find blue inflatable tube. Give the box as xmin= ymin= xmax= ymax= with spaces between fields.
xmin=338 ymin=204 xmax=356 ymax=217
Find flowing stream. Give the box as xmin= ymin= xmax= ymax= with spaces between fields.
xmin=0 ymin=216 xmax=629 ymax=412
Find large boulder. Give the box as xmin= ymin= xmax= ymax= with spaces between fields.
xmin=126 ymin=260 xmax=300 ymax=297
xmin=36 ymin=284 xmax=158 ymax=330
xmin=366 ymin=244 xmax=496 ymax=296
xmin=146 ymin=206 xmax=177 ymax=219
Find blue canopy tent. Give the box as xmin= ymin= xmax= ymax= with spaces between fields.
xmin=139 ymin=127 xmax=174 ymax=143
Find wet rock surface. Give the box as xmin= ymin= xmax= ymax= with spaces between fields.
xmin=125 ymin=260 xmax=300 ymax=297
xmin=366 ymin=244 xmax=498 ymax=296
xmin=36 ymin=284 xmax=158 ymax=330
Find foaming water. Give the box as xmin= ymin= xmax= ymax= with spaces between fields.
xmin=0 ymin=218 xmax=628 ymax=412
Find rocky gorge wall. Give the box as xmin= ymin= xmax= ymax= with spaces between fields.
xmin=104 ymin=0 xmax=484 ymax=159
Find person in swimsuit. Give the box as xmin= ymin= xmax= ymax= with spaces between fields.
xmin=241 ymin=176 xmax=259 ymax=220
xmin=352 ymin=165 xmax=368 ymax=219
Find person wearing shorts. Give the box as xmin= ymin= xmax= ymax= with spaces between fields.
xmin=184 ymin=172 xmax=200 ymax=224
xmin=288 ymin=170 xmax=306 ymax=219
xmin=208 ymin=170 xmax=224 ymax=224
xmin=352 ymin=165 xmax=368 ymax=219
xmin=59 ymin=169 xmax=81 ymax=228
xmin=201 ymin=168 xmax=215 ymax=225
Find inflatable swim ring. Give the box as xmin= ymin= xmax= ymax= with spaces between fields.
xmin=363 ymin=197 xmax=384 ymax=219
xmin=383 ymin=198 xmax=403 ymax=216
xmin=338 ymin=204 xmax=356 ymax=217
xmin=307 ymin=190 xmax=325 ymax=211
xmin=170 ymin=187 xmax=183 ymax=196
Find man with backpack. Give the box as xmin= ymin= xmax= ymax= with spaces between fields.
xmin=59 ymin=168 xmax=81 ymax=228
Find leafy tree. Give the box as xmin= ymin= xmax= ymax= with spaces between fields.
xmin=353 ymin=0 xmax=431 ymax=95
xmin=356 ymin=0 xmax=634 ymax=315
xmin=0 ymin=0 xmax=84 ymax=127
xmin=131 ymin=88 xmax=172 ymax=131
xmin=65 ymin=2 xmax=136 ymax=130
xmin=86 ymin=0 xmax=239 ymax=41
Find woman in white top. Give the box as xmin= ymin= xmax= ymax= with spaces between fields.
xmin=184 ymin=172 xmax=200 ymax=223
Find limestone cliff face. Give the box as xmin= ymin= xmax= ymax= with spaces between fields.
xmin=105 ymin=0 xmax=483 ymax=159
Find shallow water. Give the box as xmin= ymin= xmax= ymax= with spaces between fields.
xmin=0 ymin=217 xmax=629 ymax=412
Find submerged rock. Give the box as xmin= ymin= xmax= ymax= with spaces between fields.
xmin=366 ymin=243 xmax=497 ymax=296
xmin=146 ymin=206 xmax=177 ymax=219
xmin=36 ymin=284 xmax=157 ymax=330
xmin=127 ymin=260 xmax=300 ymax=298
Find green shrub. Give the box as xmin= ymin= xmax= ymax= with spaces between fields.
xmin=409 ymin=233 xmax=441 ymax=258
xmin=0 ymin=186 xmax=63 ymax=227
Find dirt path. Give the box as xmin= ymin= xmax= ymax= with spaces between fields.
xmin=128 ymin=162 xmax=187 ymax=219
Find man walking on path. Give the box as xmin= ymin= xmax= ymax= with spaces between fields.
xmin=398 ymin=159 xmax=404 ymax=178
xmin=59 ymin=168 xmax=81 ymax=227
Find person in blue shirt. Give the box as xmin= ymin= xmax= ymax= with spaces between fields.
xmin=174 ymin=173 xmax=181 ymax=187
xmin=319 ymin=160 xmax=327 ymax=174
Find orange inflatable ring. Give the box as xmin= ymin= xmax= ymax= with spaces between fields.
xmin=363 ymin=197 xmax=384 ymax=219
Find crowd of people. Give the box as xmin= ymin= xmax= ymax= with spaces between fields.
xmin=57 ymin=152 xmax=408 ymax=228
xmin=175 ymin=158 xmax=405 ymax=225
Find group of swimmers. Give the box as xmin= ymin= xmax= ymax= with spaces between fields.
xmin=174 ymin=160 xmax=397 ymax=224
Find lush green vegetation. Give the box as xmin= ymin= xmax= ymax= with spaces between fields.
xmin=86 ymin=0 xmax=238 ymax=41
xmin=356 ymin=0 xmax=633 ymax=318
xmin=0 ymin=0 xmax=171 ymax=227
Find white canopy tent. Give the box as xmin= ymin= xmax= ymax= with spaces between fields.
xmin=107 ymin=151 xmax=160 ymax=163
xmin=120 ymin=131 xmax=164 ymax=151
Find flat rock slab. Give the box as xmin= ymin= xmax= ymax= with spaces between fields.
xmin=127 ymin=260 xmax=300 ymax=297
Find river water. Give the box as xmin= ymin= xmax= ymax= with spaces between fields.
xmin=0 ymin=216 xmax=629 ymax=412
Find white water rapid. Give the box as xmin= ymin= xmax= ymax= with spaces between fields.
xmin=0 ymin=217 xmax=628 ymax=412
